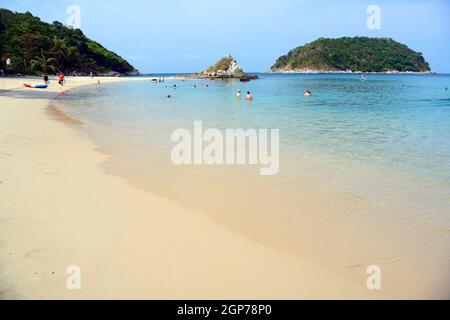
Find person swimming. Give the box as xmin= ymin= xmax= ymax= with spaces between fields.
xmin=246 ymin=91 xmax=253 ymax=101
xmin=167 ymin=94 xmax=172 ymax=99
xmin=236 ymin=90 xmax=242 ymax=100
xmin=304 ymin=90 xmax=312 ymax=97
xmin=194 ymin=85 xmax=197 ymax=89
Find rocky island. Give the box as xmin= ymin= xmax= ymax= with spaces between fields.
xmin=184 ymin=55 xmax=257 ymax=81
xmin=271 ymin=37 xmax=431 ymax=74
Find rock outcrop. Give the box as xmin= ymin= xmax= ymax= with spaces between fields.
xmin=185 ymin=55 xmax=257 ymax=81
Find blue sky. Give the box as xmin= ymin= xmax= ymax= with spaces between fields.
xmin=2 ymin=0 xmax=449 ymax=73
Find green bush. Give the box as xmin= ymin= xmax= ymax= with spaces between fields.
xmin=0 ymin=8 xmax=137 ymax=75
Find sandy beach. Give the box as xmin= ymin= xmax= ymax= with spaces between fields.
xmin=0 ymin=76 xmax=387 ymax=300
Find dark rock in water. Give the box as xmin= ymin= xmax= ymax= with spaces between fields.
xmin=239 ymin=75 xmax=258 ymax=82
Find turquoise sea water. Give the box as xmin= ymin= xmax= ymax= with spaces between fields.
xmin=53 ymin=73 xmax=450 ymax=222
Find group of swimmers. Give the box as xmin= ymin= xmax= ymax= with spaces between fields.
xmin=164 ymin=83 xmax=213 ymax=98
xmin=193 ymin=84 xmax=209 ymax=89
xmin=166 ymin=83 xmax=312 ymax=100
xmin=236 ymin=90 xmax=253 ymax=101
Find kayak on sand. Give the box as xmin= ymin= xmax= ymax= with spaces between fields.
xmin=24 ymin=83 xmax=48 ymax=89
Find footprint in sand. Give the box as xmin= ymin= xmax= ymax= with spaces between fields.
xmin=25 ymin=248 xmax=48 ymax=261
xmin=0 ymin=152 xmax=12 ymax=157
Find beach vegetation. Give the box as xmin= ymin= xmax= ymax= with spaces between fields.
xmin=207 ymin=55 xmax=235 ymax=72
xmin=272 ymin=37 xmax=431 ymax=73
xmin=31 ymin=49 xmax=56 ymax=74
xmin=0 ymin=8 xmax=138 ymax=75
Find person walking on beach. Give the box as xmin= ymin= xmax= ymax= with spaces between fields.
xmin=43 ymin=74 xmax=49 ymax=86
xmin=246 ymin=91 xmax=253 ymax=101
xmin=58 ymin=73 xmax=65 ymax=86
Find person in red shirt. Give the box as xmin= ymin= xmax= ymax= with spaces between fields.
xmin=58 ymin=73 xmax=65 ymax=86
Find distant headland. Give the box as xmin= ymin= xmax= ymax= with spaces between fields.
xmin=0 ymin=9 xmax=138 ymax=76
xmin=271 ymin=37 xmax=432 ymax=74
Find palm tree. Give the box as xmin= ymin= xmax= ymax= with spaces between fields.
xmin=21 ymin=34 xmax=40 ymax=70
xmin=31 ymin=49 xmax=56 ymax=74
xmin=50 ymin=36 xmax=68 ymax=71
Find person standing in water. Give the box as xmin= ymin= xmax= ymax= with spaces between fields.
xmin=236 ymin=90 xmax=242 ymax=100
xmin=246 ymin=91 xmax=253 ymax=101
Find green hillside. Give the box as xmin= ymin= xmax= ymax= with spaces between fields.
xmin=272 ymin=37 xmax=431 ymax=73
xmin=0 ymin=8 xmax=138 ymax=75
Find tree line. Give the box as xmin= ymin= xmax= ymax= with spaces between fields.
xmin=0 ymin=9 xmax=137 ymax=75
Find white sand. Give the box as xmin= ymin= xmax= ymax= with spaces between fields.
xmin=0 ymin=77 xmax=390 ymax=299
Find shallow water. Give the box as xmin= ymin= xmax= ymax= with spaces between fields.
xmin=51 ymin=74 xmax=450 ymax=296
xmin=53 ymin=74 xmax=450 ymax=205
